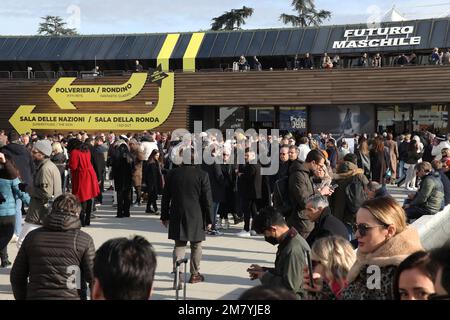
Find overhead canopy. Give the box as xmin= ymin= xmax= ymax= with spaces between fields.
xmin=0 ymin=17 xmax=448 ymax=61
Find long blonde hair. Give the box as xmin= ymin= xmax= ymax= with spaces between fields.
xmin=311 ymin=236 xmax=356 ymax=285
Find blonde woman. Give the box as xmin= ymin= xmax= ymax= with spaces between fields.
xmin=341 ymin=197 xmax=423 ymax=299
xmin=304 ymin=236 xmax=356 ymax=299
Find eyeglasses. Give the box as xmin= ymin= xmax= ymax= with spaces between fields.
xmin=353 ymin=223 xmax=388 ymax=237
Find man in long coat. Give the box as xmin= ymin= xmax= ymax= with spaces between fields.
xmin=161 ymin=147 xmax=213 ymax=287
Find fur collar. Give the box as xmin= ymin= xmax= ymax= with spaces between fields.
xmin=347 ymin=226 xmax=423 ymax=283
xmin=333 ymin=168 xmax=365 ymax=180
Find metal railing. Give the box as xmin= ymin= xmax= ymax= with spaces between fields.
xmin=0 ymin=63 xmax=448 ymax=81
xmin=34 ymin=71 xmax=56 ymax=79
xmin=0 ymin=71 xmax=10 ymax=79
xmin=57 ymin=71 xmax=79 ymax=78
xmin=11 ymin=71 xmax=33 ymax=79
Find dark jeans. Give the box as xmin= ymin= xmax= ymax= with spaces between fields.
xmin=0 ymin=217 xmax=15 ymax=264
xmin=405 ymin=206 xmax=431 ymax=221
xmin=146 ymin=189 xmax=158 ymax=212
xmin=404 ymin=198 xmax=433 ymax=221
xmin=80 ymin=199 xmax=93 ymax=227
xmin=134 ymin=186 xmax=142 ymax=204
xmin=117 ymin=188 xmax=132 ymax=217
xmin=242 ymin=199 xmax=258 ymax=232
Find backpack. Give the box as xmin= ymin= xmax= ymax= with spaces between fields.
xmin=344 ymin=176 xmax=367 ymax=215
xmin=272 ymin=176 xmax=293 ymax=217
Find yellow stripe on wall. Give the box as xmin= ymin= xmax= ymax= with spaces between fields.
xmin=157 ymin=34 xmax=180 ymax=71
xmin=183 ymin=33 xmax=205 ymax=72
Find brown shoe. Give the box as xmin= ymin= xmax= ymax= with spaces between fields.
xmin=189 ymin=273 xmax=205 ymax=284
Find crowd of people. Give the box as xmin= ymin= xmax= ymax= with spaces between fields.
xmin=232 ymin=48 xmax=450 ymax=72
xmin=0 ymin=127 xmax=448 ymax=300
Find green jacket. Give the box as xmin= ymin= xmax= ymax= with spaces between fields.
xmin=260 ymin=227 xmax=310 ymax=299
xmin=25 ymin=158 xmax=62 ymax=225
xmin=410 ymin=172 xmax=444 ymax=214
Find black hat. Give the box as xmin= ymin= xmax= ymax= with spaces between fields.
xmin=436 ymin=134 xmax=446 ymax=141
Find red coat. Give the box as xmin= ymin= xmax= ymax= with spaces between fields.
xmin=69 ymin=149 xmax=100 ymax=203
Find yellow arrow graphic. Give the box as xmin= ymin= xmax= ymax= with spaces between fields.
xmin=10 ymin=73 xmax=174 ymax=134
xmin=48 ymin=72 xmax=148 ymax=110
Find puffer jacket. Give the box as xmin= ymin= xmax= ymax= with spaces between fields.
xmin=329 ymin=161 xmax=369 ymax=225
xmin=410 ymin=171 xmax=444 ymax=214
xmin=0 ymin=177 xmax=30 ymax=217
xmin=10 ymin=213 xmax=95 ymax=300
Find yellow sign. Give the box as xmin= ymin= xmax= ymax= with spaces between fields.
xmin=8 ymin=31 xmax=209 ymax=133
xmin=9 ymin=72 xmax=174 ymax=134
xmin=48 ymin=72 xmax=148 ymax=110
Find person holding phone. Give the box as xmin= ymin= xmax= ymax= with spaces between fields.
xmin=246 ymin=207 xmax=310 ymax=299
xmin=303 ymin=236 xmax=356 ymax=299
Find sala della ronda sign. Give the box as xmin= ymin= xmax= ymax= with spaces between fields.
xmin=333 ymin=26 xmax=421 ymax=49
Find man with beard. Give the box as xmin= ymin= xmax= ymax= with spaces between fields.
xmin=17 ymin=139 xmax=61 ymax=248
xmin=288 ymin=150 xmax=333 ymax=239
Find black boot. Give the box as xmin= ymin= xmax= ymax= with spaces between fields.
xmin=79 ymin=213 xmax=86 ymax=227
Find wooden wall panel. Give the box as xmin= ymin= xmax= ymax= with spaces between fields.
xmin=0 ymin=65 xmax=449 ymax=133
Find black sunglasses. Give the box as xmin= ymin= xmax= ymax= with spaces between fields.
xmin=429 ymin=293 xmax=450 ymax=300
xmin=353 ymin=223 xmax=388 ymax=237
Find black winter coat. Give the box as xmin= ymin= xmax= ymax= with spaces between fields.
xmin=202 ymin=163 xmax=226 ymax=203
xmin=437 ymin=169 xmax=450 ymax=206
xmin=50 ymin=152 xmax=67 ymax=183
xmin=111 ymin=144 xmax=134 ymax=191
xmin=1 ymin=143 xmax=35 ymax=185
xmin=370 ymin=147 xmax=390 ymax=184
xmin=218 ymin=163 xmax=236 ymax=214
xmin=238 ymin=163 xmax=262 ymax=200
xmin=161 ymin=165 xmax=213 ymax=242
xmin=144 ymin=161 xmax=164 ymax=195
xmin=92 ymin=145 xmax=107 ymax=183
xmin=306 ymin=207 xmax=349 ymax=246
xmin=10 ymin=213 xmax=95 ymax=300
xmin=398 ymin=141 xmax=410 ymax=162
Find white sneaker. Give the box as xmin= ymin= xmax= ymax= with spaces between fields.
xmin=250 ymin=230 xmax=258 ymax=236
xmin=9 ymin=234 xmax=19 ymax=244
xmin=237 ymin=230 xmax=251 ymax=237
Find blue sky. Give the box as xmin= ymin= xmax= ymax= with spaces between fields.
xmin=1 ymin=0 xmax=449 ymax=35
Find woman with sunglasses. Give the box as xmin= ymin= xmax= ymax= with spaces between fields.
xmin=341 ymin=196 xmax=423 ymax=300
xmin=393 ymin=251 xmax=438 ymax=300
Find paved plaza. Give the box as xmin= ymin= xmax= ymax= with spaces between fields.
xmin=0 ymin=186 xmax=407 ymax=300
